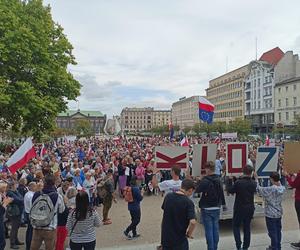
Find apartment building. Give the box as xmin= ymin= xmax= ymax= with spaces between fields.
xmin=245 ymin=47 xmax=284 ymax=133
xmin=171 ymin=96 xmax=200 ymax=129
xmin=206 ymin=65 xmax=249 ymax=123
xmin=274 ymin=51 xmax=300 ymax=127
xmin=152 ymin=110 xmax=171 ymax=128
xmin=120 ymin=107 xmax=171 ymax=133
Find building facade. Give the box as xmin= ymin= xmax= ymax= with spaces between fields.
xmin=120 ymin=107 xmax=170 ymax=133
xmin=206 ymin=65 xmax=249 ymax=123
xmin=121 ymin=107 xmax=153 ymax=133
xmin=56 ymin=110 xmax=106 ymax=134
xmin=244 ymin=47 xmax=284 ymax=133
xmin=274 ymin=51 xmax=300 ymax=127
xmin=152 ymin=110 xmax=171 ymax=128
xmin=171 ymin=96 xmax=200 ymax=129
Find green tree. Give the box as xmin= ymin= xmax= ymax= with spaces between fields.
xmin=192 ymin=123 xmax=201 ymax=135
xmin=183 ymin=126 xmax=192 ymax=135
xmin=228 ymin=118 xmax=251 ymax=138
xmin=0 ymin=0 xmax=80 ymax=138
xmin=74 ymin=119 xmax=93 ymax=138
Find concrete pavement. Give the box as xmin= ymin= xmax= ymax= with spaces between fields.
xmin=101 ymin=230 xmax=300 ymax=250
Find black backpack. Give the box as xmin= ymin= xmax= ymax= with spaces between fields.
xmin=203 ymin=177 xmax=222 ymax=205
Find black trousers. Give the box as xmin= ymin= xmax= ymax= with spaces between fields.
xmin=25 ymin=213 xmax=33 ymax=250
xmin=0 ymin=219 xmax=5 ymax=250
xmin=9 ymin=215 xmax=21 ymax=245
xmin=125 ymin=208 xmax=141 ymax=236
xmin=70 ymin=240 xmax=96 ymax=250
xmin=295 ymin=200 xmax=300 ymax=225
xmin=232 ymin=209 xmax=254 ymax=249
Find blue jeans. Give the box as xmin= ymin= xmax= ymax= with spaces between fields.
xmin=266 ymin=217 xmax=282 ymax=250
xmin=125 ymin=209 xmax=141 ymax=236
xmin=201 ymin=209 xmax=220 ymax=250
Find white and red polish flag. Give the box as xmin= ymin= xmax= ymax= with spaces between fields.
xmin=7 ymin=138 xmax=36 ymax=174
xmin=180 ymin=137 xmax=189 ymax=147
xmin=40 ymin=144 xmax=47 ymax=158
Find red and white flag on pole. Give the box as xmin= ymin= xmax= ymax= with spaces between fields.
xmin=180 ymin=137 xmax=189 ymax=147
xmin=6 ymin=138 xmax=36 ymax=174
xmin=265 ymin=135 xmax=270 ymax=146
xmin=40 ymin=144 xmax=47 ymax=158
xmin=87 ymin=143 xmax=93 ymax=156
xmin=214 ymin=137 xmax=221 ymax=144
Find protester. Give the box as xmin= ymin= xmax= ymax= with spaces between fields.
xmin=160 ymin=179 xmax=196 ymax=250
xmin=24 ymin=182 xmax=36 ymax=250
xmin=255 ymin=172 xmax=285 ymax=250
xmin=135 ymin=159 xmax=145 ymax=188
xmin=124 ymin=176 xmax=144 ymax=240
xmin=284 ymin=170 xmax=300 ymax=249
xmin=66 ymin=191 xmax=101 ymax=250
xmin=227 ymin=165 xmax=257 ymax=250
xmin=30 ymin=174 xmax=65 ymax=250
xmin=6 ymin=181 xmax=24 ymax=249
xmin=56 ymin=199 xmax=69 ymax=250
xmin=195 ymin=161 xmax=226 ymax=250
xmin=0 ymin=181 xmax=13 ymax=250
xmin=102 ymin=169 xmax=116 ymax=225
xmin=152 ymin=165 xmax=182 ymax=194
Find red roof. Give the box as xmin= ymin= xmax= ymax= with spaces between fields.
xmin=259 ymin=47 xmax=284 ymax=65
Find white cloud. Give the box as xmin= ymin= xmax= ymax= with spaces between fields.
xmin=45 ymin=0 xmax=300 ymax=117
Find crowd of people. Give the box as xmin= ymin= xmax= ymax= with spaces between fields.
xmin=0 ymin=135 xmax=297 ymax=250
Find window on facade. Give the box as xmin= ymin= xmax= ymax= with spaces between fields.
xmin=254 ymin=90 xmax=256 ymax=99
xmin=286 ymin=112 xmax=289 ymax=121
xmin=258 ymin=89 xmax=260 ymax=98
xmin=294 ymin=85 xmax=297 ymax=91
xmin=258 ymin=101 xmax=260 ymax=109
xmin=278 ymin=87 xmax=281 ymax=93
xmin=254 ymin=80 xmax=256 ymax=88
xmin=286 ymin=86 xmax=288 ymax=92
xmin=278 ymin=112 xmax=281 ymax=121
xmin=286 ymin=98 xmax=289 ymax=107
xmin=294 ymin=111 xmax=297 ymax=119
xmin=254 ymin=102 xmax=256 ymax=109
xmin=294 ymin=97 xmax=297 ymax=106
xmin=278 ymin=99 xmax=281 ymax=107
xmin=265 ymin=76 xmax=268 ymax=83
xmin=258 ymin=78 xmax=260 ymax=86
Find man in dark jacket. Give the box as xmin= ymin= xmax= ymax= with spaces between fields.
xmin=195 ymin=161 xmax=226 ymax=250
xmin=227 ymin=164 xmax=257 ymax=250
xmin=6 ymin=181 xmax=24 ymax=249
xmin=123 ymin=176 xmax=143 ymax=239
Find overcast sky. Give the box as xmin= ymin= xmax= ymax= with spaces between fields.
xmin=45 ymin=0 xmax=300 ymax=117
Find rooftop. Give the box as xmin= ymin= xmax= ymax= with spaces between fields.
xmin=259 ymin=47 xmax=284 ymax=65
xmin=58 ymin=110 xmax=104 ymax=117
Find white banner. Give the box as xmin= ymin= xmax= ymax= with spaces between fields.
xmin=226 ymin=142 xmax=248 ymax=175
xmin=155 ymin=146 xmax=189 ymax=170
xmin=192 ymin=144 xmax=217 ymax=176
xmin=221 ymin=132 xmax=238 ymax=139
xmin=256 ymin=146 xmax=279 ymax=178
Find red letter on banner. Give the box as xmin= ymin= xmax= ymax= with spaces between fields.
xmin=227 ymin=143 xmax=248 ymax=174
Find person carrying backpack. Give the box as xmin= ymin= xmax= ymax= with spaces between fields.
xmin=227 ymin=165 xmax=257 ymax=250
xmin=30 ymin=174 xmax=65 ymax=250
xmin=195 ymin=161 xmax=226 ymax=250
xmin=123 ymin=176 xmax=144 ymax=240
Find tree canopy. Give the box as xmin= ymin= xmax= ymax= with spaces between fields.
xmin=0 ymin=0 xmax=80 ymax=138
